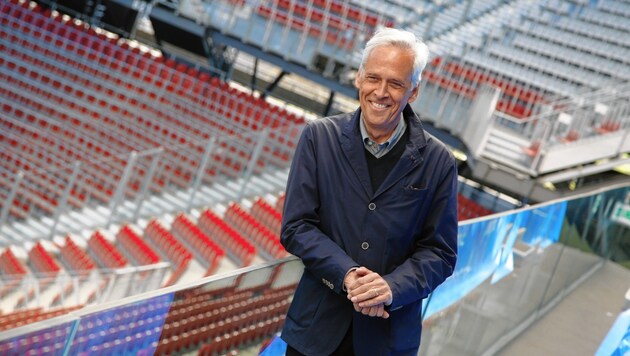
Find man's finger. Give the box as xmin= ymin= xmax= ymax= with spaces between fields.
xmin=355 ymin=305 xmax=389 ymax=319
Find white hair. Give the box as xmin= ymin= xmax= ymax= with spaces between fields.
xmin=359 ymin=27 xmax=430 ymax=88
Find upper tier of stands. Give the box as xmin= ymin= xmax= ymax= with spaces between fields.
xmin=0 ymin=0 xmax=304 ymax=233
xmin=177 ymin=0 xmax=630 ymax=182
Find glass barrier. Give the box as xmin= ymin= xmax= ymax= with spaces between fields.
xmin=0 ymin=263 xmax=170 ymax=312
xmin=0 ymin=184 xmax=628 ymax=355
xmin=419 ymin=183 xmax=630 ymax=355
xmin=596 ymin=309 xmax=630 ymax=356
xmin=457 ymin=176 xmax=521 ymax=214
xmin=0 ymin=258 xmax=304 ymax=355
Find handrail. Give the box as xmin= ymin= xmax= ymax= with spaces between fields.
xmin=0 ymin=256 xmax=298 ymax=342
xmin=458 ymin=180 xmax=630 ymax=226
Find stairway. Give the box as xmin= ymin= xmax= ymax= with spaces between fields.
xmin=480 ymin=126 xmax=536 ymax=175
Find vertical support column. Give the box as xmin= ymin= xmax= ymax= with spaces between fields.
xmin=187 ymin=138 xmax=216 ymax=212
xmin=50 ymin=162 xmax=82 ymax=239
xmin=615 ymin=103 xmax=630 ymax=155
xmin=123 ymin=268 xmax=137 ymax=298
xmin=261 ymin=0 xmax=279 ymax=52
xmin=599 ymin=198 xmax=614 ymax=258
xmin=324 ymin=91 xmax=336 ymax=117
xmin=461 ymin=85 xmax=501 ymax=157
xmin=251 ymin=57 xmax=259 ymax=93
xmin=62 ymin=319 xmax=81 ymax=356
xmin=32 ymin=274 xmax=40 ymax=315
xmin=238 ymin=129 xmax=269 ymax=202
xmin=101 ymin=272 xmax=118 ymax=302
xmin=531 ymin=118 xmax=553 ymax=172
xmin=582 ymin=195 xmax=598 ymax=246
xmin=0 ymin=171 xmax=24 ymax=229
xmin=261 ymin=71 xmax=287 ymax=100
xmin=133 ymin=148 xmax=163 ymax=221
xmin=107 ymin=152 xmax=138 ymax=227
xmin=424 ymin=8 xmax=437 ymax=40
xmin=461 ymin=0 xmax=474 ymax=24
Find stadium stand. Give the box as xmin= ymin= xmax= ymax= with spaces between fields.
xmin=0 ymin=0 xmax=304 ymax=234
xmin=0 ymin=0 xmax=629 ymax=355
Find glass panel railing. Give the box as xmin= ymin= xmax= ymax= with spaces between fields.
xmin=0 ymin=316 xmax=78 ymax=355
xmin=67 ymin=293 xmax=173 ymax=355
xmin=419 ymin=183 xmax=630 ymax=355
xmin=0 ymin=184 xmax=628 ymax=355
xmin=0 ymin=263 xmax=170 ymax=312
xmin=596 ymin=308 xmax=630 ymax=356
xmin=0 ymin=258 xmax=304 ymax=355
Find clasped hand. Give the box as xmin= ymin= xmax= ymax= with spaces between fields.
xmin=344 ymin=267 xmax=393 ymax=319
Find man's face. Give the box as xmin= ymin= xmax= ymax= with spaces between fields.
xmin=355 ymin=44 xmax=419 ymax=141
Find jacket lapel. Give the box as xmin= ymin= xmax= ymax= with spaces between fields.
xmin=340 ymin=109 xmax=373 ymax=197
xmin=374 ymin=105 xmax=428 ymax=198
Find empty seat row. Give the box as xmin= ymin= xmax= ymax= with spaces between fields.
xmin=88 ymin=231 xmax=127 ymax=269
xmin=164 ymin=291 xmax=256 ymax=326
xmin=198 ymin=209 xmax=257 ymax=267
xmin=0 ymin=305 xmax=82 ymax=333
xmin=0 ymin=248 xmax=28 ymax=297
xmin=264 ymin=0 xmax=393 ymax=35
xmin=424 ymin=58 xmax=544 ymax=119
xmin=196 ymin=315 xmax=287 ymax=356
xmin=27 ymin=242 xmax=61 ymax=274
xmin=457 ymin=194 xmax=493 ymax=220
xmin=155 ymin=299 xmax=289 ymax=355
xmin=0 ymin=247 xmax=28 ymax=276
xmin=159 ymin=298 xmax=290 ymax=342
xmin=171 ymin=214 xmax=225 ymax=276
xmin=250 ymin=197 xmax=282 ymax=234
xmin=58 ymin=236 xmax=96 ymax=272
xmin=224 ymin=203 xmax=287 ymax=259
xmin=116 ymin=225 xmax=161 ymax=266
xmin=256 ymin=5 xmax=354 ymax=50
xmin=144 ymin=219 xmax=193 ymax=268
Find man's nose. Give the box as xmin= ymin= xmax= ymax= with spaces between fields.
xmin=374 ymin=82 xmax=388 ymax=98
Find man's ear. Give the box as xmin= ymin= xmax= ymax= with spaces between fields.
xmin=354 ymin=71 xmax=362 ymax=89
xmin=408 ymin=85 xmax=420 ymax=103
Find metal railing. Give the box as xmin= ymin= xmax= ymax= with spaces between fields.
xmin=0 ymin=262 xmax=170 ymax=312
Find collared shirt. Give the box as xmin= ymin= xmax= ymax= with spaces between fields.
xmin=360 ymin=113 xmax=407 ymax=158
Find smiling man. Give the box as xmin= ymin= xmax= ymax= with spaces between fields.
xmin=280 ymin=28 xmax=459 ymax=356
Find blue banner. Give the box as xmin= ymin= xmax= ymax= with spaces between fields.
xmin=424 ymin=201 xmax=568 ymax=318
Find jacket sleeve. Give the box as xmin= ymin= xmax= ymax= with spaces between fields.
xmin=383 ymin=150 xmax=459 ymax=310
xmin=280 ymin=123 xmax=359 ymax=294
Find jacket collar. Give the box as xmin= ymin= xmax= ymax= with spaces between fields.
xmin=340 ymin=104 xmax=428 ymax=198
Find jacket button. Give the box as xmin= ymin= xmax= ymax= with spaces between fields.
xmin=368 ymin=202 xmax=376 ymax=210
xmin=361 ymin=242 xmax=369 ymax=250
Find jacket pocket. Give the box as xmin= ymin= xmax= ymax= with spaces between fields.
xmin=286 ymin=273 xmax=325 ymax=329
xmin=404 ymin=184 xmax=428 ymax=193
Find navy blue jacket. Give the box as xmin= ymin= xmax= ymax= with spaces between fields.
xmin=280 ymin=105 xmax=458 ymax=355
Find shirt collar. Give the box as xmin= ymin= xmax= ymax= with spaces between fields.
xmin=360 ymin=113 xmax=407 ymax=158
